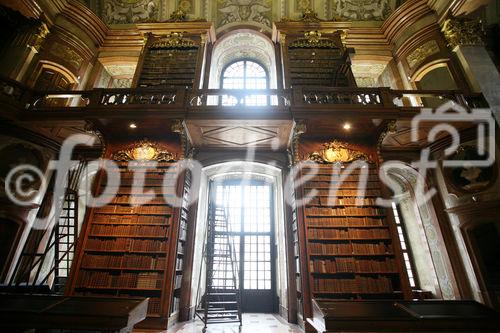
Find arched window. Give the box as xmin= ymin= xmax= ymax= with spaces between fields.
xmin=222 ymin=60 xmax=268 ymax=90
xmin=221 ymin=60 xmax=268 ymax=106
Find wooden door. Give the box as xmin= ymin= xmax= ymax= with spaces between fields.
xmin=34 ymin=68 xmax=73 ymax=106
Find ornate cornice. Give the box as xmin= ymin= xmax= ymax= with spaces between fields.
xmin=149 ymin=32 xmax=198 ymax=50
xmin=112 ymin=139 xmax=176 ymax=162
xmin=308 ymin=141 xmax=372 ymax=164
xmin=442 ymin=17 xmax=485 ymax=49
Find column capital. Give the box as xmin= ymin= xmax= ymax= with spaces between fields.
xmin=442 ymin=17 xmax=485 ymax=49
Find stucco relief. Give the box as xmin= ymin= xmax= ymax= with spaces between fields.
xmin=217 ymin=0 xmax=272 ymax=28
xmin=333 ymin=0 xmax=392 ymax=21
xmin=103 ymin=0 xmax=159 ymax=24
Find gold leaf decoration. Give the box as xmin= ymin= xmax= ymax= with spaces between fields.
xmin=308 ymin=140 xmax=371 ymax=164
xmin=289 ymin=30 xmax=345 ymax=50
xmin=149 ymin=32 xmax=198 ymax=50
xmin=406 ymin=40 xmax=440 ymax=68
xmin=112 ymin=139 xmax=176 ymax=162
xmin=442 ymin=18 xmax=485 ymax=49
xmin=169 ymin=8 xmax=187 ymax=21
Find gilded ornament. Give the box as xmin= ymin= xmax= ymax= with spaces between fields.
xmin=301 ymin=8 xmax=321 ymax=22
xmin=308 ymin=140 xmax=371 ymax=164
xmin=291 ymin=120 xmax=306 ymax=165
xmin=169 ymin=8 xmax=187 ymax=21
xmin=28 ymin=22 xmax=49 ymax=53
xmin=289 ymin=30 xmax=344 ymax=50
xmin=112 ymin=140 xmax=176 ymax=162
xmin=149 ymin=32 xmax=198 ymax=50
xmin=50 ymin=42 xmax=84 ymax=69
xmin=442 ymin=18 xmax=485 ymax=49
xmin=407 ymin=40 xmax=440 ymax=68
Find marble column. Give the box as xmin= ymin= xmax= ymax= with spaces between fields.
xmin=442 ymin=18 xmax=500 ymax=126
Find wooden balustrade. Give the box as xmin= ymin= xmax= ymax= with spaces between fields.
xmin=0 ymin=76 xmax=488 ymax=114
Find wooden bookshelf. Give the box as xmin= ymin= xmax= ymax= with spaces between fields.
xmin=288 ymin=48 xmax=353 ymax=87
xmin=287 ymin=178 xmax=303 ymax=324
xmin=68 ymin=161 xmax=186 ymax=328
xmin=169 ymin=169 xmax=191 ymax=319
xmin=300 ymin=162 xmax=408 ymax=302
xmin=136 ymin=34 xmax=201 ymax=89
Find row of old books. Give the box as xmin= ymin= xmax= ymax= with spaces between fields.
xmin=306 ymin=189 xmax=382 ymax=197
xmin=120 ymin=172 xmax=169 ymax=179
xmin=174 ymin=274 xmax=182 ymax=289
xmin=175 ymin=258 xmax=183 ymax=270
xmin=306 ymin=217 xmax=385 ymax=227
xmin=94 ymin=205 xmax=173 ymax=215
xmin=103 ymin=187 xmax=177 ymax=196
xmin=305 ymin=181 xmax=380 ymax=189
xmin=307 ymin=228 xmax=390 ymax=239
xmin=171 ymin=297 xmax=181 ymax=313
xmin=308 ymin=242 xmax=392 ymax=255
xmin=86 ymin=238 xmax=167 ymax=252
xmin=115 ymin=161 xmax=176 ymax=168
xmin=90 ymin=225 xmax=168 ymax=237
xmin=100 ymin=196 xmax=172 ymax=206
xmin=308 ymin=197 xmax=379 ymax=206
xmin=137 ymin=272 xmax=163 ymax=289
xmin=93 ymin=214 xmax=169 ymax=225
xmin=306 ymin=207 xmax=383 ymax=216
xmin=82 ymin=254 xmax=166 ymax=270
xmin=313 ymin=276 xmax=393 ymax=293
xmin=77 ymin=271 xmax=162 ymax=289
xmin=123 ymin=255 xmax=166 ymax=270
xmin=148 ymin=298 xmax=161 ymax=315
xmin=310 ymin=258 xmax=397 ymax=274
xmin=113 ymin=178 xmax=176 ymax=187
xmin=309 ymin=175 xmax=379 ymax=182
xmin=82 ymin=254 xmax=121 ymax=268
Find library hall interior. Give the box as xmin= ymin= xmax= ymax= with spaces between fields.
xmin=1 ymin=0 xmax=500 ymax=332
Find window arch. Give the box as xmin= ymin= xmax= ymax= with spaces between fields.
xmin=221 ymin=60 xmax=269 ymax=106
xmin=221 ymin=60 xmax=268 ymax=90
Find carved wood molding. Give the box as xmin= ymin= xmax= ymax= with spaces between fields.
xmin=112 ymin=139 xmax=176 ymax=162
xmin=308 ymin=140 xmax=372 ymax=164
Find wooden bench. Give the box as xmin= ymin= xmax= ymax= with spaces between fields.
xmin=308 ymin=299 xmax=500 ymax=333
xmin=0 ymin=294 xmax=148 ymax=333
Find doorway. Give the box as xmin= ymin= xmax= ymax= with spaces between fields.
xmin=209 ymin=178 xmax=277 ymax=313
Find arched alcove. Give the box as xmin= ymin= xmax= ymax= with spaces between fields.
xmin=412 ymin=61 xmax=459 ymax=107
xmin=383 ymin=162 xmax=460 ymax=299
xmin=190 ymin=161 xmax=288 ymax=315
xmin=209 ymin=30 xmax=277 ymax=89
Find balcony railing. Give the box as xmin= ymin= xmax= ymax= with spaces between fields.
xmin=0 ymin=76 xmax=488 ymax=115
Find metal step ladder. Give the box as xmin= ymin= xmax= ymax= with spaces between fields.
xmin=195 ymin=202 xmax=242 ymax=332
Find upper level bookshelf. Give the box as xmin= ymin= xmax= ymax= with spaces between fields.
xmin=136 ymin=33 xmax=201 ymax=89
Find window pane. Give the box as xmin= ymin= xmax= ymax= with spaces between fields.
xmin=221 ymin=60 xmax=268 ymax=106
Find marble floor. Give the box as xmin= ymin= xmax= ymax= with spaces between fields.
xmin=136 ymin=313 xmax=303 ymax=333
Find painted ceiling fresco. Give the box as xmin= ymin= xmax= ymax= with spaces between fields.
xmin=83 ymin=0 xmax=398 ymax=30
